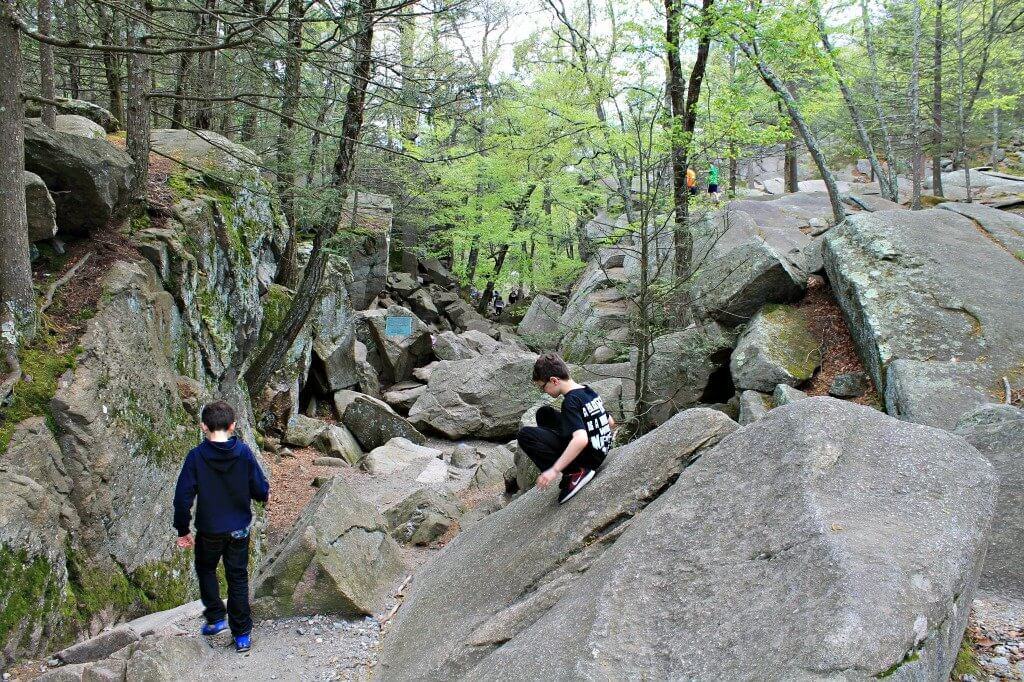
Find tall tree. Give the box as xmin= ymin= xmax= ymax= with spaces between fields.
xmin=37 ymin=0 xmax=55 ymax=127
xmin=909 ymin=0 xmax=924 ymax=209
xmin=273 ymin=0 xmax=306 ymax=288
xmin=932 ymin=0 xmax=945 ymax=195
xmin=244 ymin=0 xmax=378 ymax=395
xmin=0 ymin=0 xmax=36 ymax=371
xmin=125 ymin=0 xmax=151 ymax=203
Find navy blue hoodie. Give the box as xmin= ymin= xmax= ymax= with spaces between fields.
xmin=173 ymin=436 xmax=270 ymax=536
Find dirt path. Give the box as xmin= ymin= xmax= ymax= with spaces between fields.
xmin=956 ymin=591 xmax=1024 ymax=681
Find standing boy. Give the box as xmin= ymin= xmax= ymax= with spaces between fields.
xmin=173 ymin=400 xmax=270 ymax=653
xmin=708 ymin=163 xmax=721 ymax=202
xmin=517 ymin=353 xmax=614 ymax=504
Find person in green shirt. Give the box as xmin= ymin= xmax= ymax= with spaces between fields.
xmin=708 ymin=163 xmax=721 ymax=202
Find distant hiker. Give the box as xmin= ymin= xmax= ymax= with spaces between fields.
xmin=508 ymin=289 xmax=520 ymax=305
xmin=174 ymin=400 xmax=269 ymax=653
xmin=494 ymin=294 xmax=505 ymax=316
xmin=686 ymin=167 xmax=697 ymax=196
xmin=708 ymin=163 xmax=721 ymax=202
xmin=517 ymin=353 xmax=614 ymax=504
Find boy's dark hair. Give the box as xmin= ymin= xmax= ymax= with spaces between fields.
xmin=532 ymin=353 xmax=570 ymax=382
xmin=201 ymin=401 xmax=236 ymax=431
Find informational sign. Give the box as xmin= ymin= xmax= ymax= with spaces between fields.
xmin=384 ymin=315 xmax=413 ymax=338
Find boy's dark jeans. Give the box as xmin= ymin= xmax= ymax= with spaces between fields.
xmin=195 ymin=532 xmax=252 ymax=636
xmin=517 ymin=406 xmax=603 ymax=486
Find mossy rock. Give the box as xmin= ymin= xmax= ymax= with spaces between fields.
xmin=730 ymin=304 xmax=822 ymax=393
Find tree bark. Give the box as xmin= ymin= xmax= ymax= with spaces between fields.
xmin=859 ymin=0 xmax=899 ymax=201
xmin=170 ymin=51 xmax=193 ymax=128
xmin=932 ymin=0 xmax=944 ymax=195
xmin=909 ymin=0 xmax=923 ymax=209
xmin=125 ymin=0 xmax=151 ymax=204
xmin=667 ymin=0 xmax=713 ymax=281
xmin=193 ymin=0 xmax=219 ymax=130
xmin=0 ymin=0 xmax=37 ymax=345
xmin=37 ymin=0 xmax=56 ymax=128
xmin=64 ymin=0 xmax=81 ymax=98
xmin=738 ymin=40 xmax=846 ymax=225
xmin=99 ymin=7 xmax=123 ymax=122
xmin=274 ymin=0 xmax=305 ymax=289
xmin=812 ymin=0 xmax=888 ymax=195
xmin=243 ymin=0 xmax=378 ymax=396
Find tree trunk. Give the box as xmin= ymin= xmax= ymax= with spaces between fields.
xmin=170 ymin=52 xmax=193 ymax=129
xmin=64 ymin=0 xmax=81 ymax=98
xmin=738 ymin=40 xmax=846 ymax=225
xmin=812 ymin=0 xmax=889 ymax=195
xmin=125 ymin=0 xmax=151 ymax=204
xmin=932 ymin=0 xmax=944 ymax=195
xmin=37 ymin=0 xmax=56 ymax=128
xmin=274 ymin=0 xmax=305 ymax=289
xmin=990 ymin=107 xmax=999 ymax=166
xmin=193 ymin=0 xmax=219 ymax=130
xmin=99 ymin=7 xmax=123 ymax=123
xmin=859 ymin=0 xmax=899 ymax=201
xmin=243 ymin=0 xmax=378 ymax=396
xmin=667 ymin=0 xmax=713 ymax=281
xmin=909 ymin=0 xmax=923 ymax=210
xmin=784 ymin=121 xmax=799 ymax=192
xmin=0 ymin=0 xmax=36 ymax=345
xmin=955 ymin=0 xmax=971 ymax=202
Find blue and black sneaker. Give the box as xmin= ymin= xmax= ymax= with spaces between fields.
xmin=235 ymin=632 xmax=251 ymax=653
xmin=200 ymin=619 xmax=228 ymax=636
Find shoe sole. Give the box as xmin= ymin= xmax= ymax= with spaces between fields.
xmin=558 ymin=469 xmax=596 ymax=504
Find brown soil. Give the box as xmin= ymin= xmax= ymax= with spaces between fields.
xmin=797 ymin=276 xmax=881 ymax=407
xmin=266 ymin=446 xmax=338 ymax=546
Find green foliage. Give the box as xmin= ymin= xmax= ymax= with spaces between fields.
xmin=952 ymin=636 xmax=982 ymax=679
xmin=0 ymin=546 xmax=62 ymax=654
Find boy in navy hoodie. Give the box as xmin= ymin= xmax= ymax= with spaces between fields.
xmin=173 ymin=400 xmax=269 ymax=652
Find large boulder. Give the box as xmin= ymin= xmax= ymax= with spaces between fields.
xmin=313 ymin=424 xmax=363 ymax=465
xmin=336 ymin=391 xmax=426 ymax=451
xmin=25 ymin=97 xmax=121 ymax=132
xmin=557 ymin=261 xmax=632 ymax=362
xmin=362 ymin=437 xmax=442 ymax=476
xmin=27 ymin=114 xmax=106 ymax=140
xmin=433 ymin=330 xmax=479 ymax=361
xmin=516 ymin=295 xmax=564 ymax=346
xmin=824 ymin=204 xmax=1024 ymax=429
xmin=24 ymin=171 xmax=57 ymax=242
xmin=730 ymin=304 xmax=821 ymax=392
xmin=253 ymin=475 xmax=406 ymax=618
xmin=385 ymin=488 xmax=464 ymax=545
xmin=955 ymin=404 xmax=1024 ymax=597
xmin=23 ymin=119 xmax=134 ymax=236
xmin=355 ymin=305 xmax=433 ymax=385
xmin=378 ymin=408 xmax=740 ymax=678
xmin=407 ymin=352 xmax=540 ymax=439
xmin=339 ymin=191 xmax=393 ymax=309
xmin=644 ymin=322 xmax=735 ymax=427
xmin=694 ymin=241 xmax=806 ymax=327
xmin=379 ymin=398 xmax=997 ymax=681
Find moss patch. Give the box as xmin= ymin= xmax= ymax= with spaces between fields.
xmin=0 ymin=546 xmax=64 ymax=655
xmin=952 ymin=635 xmax=982 ymax=679
xmin=760 ymin=304 xmax=822 ymax=381
xmin=0 ymin=342 xmax=78 ymax=450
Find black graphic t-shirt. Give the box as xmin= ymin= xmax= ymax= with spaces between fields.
xmin=561 ymin=386 xmax=614 ymax=464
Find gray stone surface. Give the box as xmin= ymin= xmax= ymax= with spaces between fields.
xmin=738 ymin=390 xmax=770 ymax=425
xmin=24 ymin=170 xmax=57 ymax=242
xmin=383 ymin=382 xmax=427 ymax=414
xmin=450 ymin=443 xmax=478 ymax=469
xmin=517 ymin=295 xmax=564 ymax=344
xmin=730 ymin=304 xmax=821 ymax=392
xmin=27 ymin=114 xmax=106 ymax=139
xmin=824 ymin=204 xmax=1024 ymax=429
xmin=339 ymin=191 xmax=393 ymax=309
xmin=362 ymin=437 xmax=442 ymax=475
xmin=408 ymin=352 xmax=540 ymax=439
xmin=338 ymin=392 xmax=426 ymax=451
xmin=829 ymin=371 xmax=870 ymax=398
xmin=378 ymin=408 xmax=739 ymax=679
xmin=283 ymin=414 xmax=328 ymax=447
xmin=644 ymin=323 xmax=735 ymax=427
xmin=433 ymin=330 xmax=479 ymax=361
xmin=955 ymin=404 xmax=1024 ymax=598
xmin=379 ymin=398 xmax=997 ymax=681
xmin=25 ymin=97 xmax=121 ymax=132
xmin=314 ymin=424 xmax=363 ymax=466
xmin=557 ymin=261 xmax=632 ymax=362
xmin=772 ymin=383 xmax=808 ymax=406
xmin=469 ymin=444 xmax=516 ymax=489
xmin=356 ymin=305 xmax=433 ymax=385
xmin=253 ymin=475 xmax=406 ymax=618
xmin=694 ymin=241 xmax=806 ymax=327
xmin=385 ymin=488 xmax=464 ymax=545
xmin=23 ymin=119 xmax=134 ymax=236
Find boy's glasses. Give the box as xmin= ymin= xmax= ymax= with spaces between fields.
xmin=534 ymin=378 xmax=552 ymax=392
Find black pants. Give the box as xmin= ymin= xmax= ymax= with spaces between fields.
xmin=195 ymin=532 xmax=252 ymax=636
xmin=517 ymin=406 xmax=603 ymax=486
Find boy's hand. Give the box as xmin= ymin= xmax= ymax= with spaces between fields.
xmin=536 ymin=469 xmax=559 ymax=489
xmin=176 ymin=534 xmax=194 ymax=549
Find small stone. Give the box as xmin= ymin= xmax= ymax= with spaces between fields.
xmin=995 ymin=645 xmax=1009 ymax=655
xmin=828 ymin=371 xmax=870 ymax=398
xmin=991 ymin=656 xmax=1009 ymax=667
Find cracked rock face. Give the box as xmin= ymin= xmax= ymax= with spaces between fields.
xmin=252 ymin=475 xmax=406 ymax=619
xmin=379 ymin=398 xmax=997 ymax=681
xmin=824 ymin=204 xmax=1024 ymax=429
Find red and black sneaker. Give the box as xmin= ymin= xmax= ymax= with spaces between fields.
xmin=558 ymin=468 xmax=596 ymax=504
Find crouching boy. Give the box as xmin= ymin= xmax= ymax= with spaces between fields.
xmin=173 ymin=400 xmax=269 ymax=652
xmin=517 ymin=353 xmax=614 ymax=504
